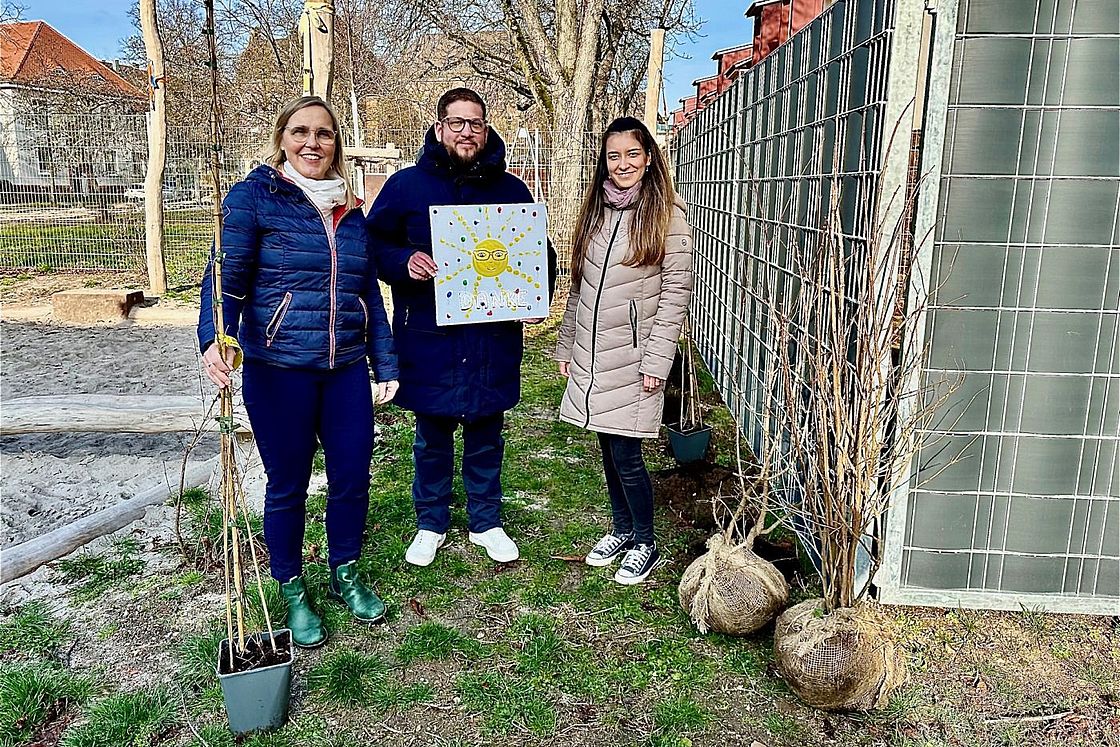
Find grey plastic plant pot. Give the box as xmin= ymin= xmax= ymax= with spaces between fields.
xmin=216 ymin=629 xmax=293 ymax=735
xmin=667 ymin=424 xmax=713 ymax=465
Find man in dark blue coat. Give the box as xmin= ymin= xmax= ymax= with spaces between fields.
xmin=367 ymin=88 xmax=556 ymax=567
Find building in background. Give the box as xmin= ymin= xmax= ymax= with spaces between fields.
xmin=745 ymin=0 xmax=826 ymax=64
xmin=0 ymin=21 xmax=145 ymax=197
xmin=669 ymin=0 xmax=828 ymax=137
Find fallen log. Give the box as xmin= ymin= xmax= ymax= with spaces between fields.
xmin=0 ymin=456 xmax=218 ymax=584
xmin=0 ymin=394 xmax=249 ymax=436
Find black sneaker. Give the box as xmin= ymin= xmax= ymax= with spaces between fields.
xmin=613 ymin=543 xmax=664 ymax=585
xmin=585 ymin=532 xmax=634 ymax=567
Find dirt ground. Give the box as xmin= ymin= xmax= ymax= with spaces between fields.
xmin=0 ymin=320 xmax=223 ymax=548
xmin=0 ymin=269 xmax=148 ymax=307
xmin=1 ymin=274 xmax=1118 ymax=747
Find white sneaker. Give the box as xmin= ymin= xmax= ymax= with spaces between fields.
xmin=405 ymin=530 xmax=446 ymax=567
xmin=468 ymin=527 xmax=519 ymax=563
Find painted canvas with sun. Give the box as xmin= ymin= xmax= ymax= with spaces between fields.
xmin=430 ymin=203 xmax=550 ymax=326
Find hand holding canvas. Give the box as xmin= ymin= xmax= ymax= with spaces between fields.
xmin=407 ymin=251 xmax=439 ymax=280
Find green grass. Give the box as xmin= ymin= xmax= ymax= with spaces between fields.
xmin=0 ymin=213 xmax=211 ymax=283
xmin=651 ymin=693 xmax=712 ymax=747
xmin=177 ymin=624 xmax=226 ymax=691
xmin=308 ymin=650 xmax=387 ymax=705
xmin=53 ymin=538 xmax=146 ymax=601
xmin=455 ymin=670 xmax=556 ymax=735
xmin=617 ymin=637 xmax=714 ymax=691
xmin=180 ymin=487 xmax=264 ymax=555
xmin=0 ymin=662 xmax=93 ymax=747
xmin=762 ymin=712 xmax=804 ymax=740
xmin=505 ymin=613 xmax=609 ymax=698
xmin=396 ymin=621 xmax=486 ymax=664
xmin=308 ymin=650 xmax=433 ymax=712
xmin=185 ymin=715 xmax=364 ymax=747
xmin=0 ymin=326 xmax=1112 ymax=747
xmin=60 ymin=688 xmax=177 ymax=747
xmin=0 ymin=602 xmax=69 ymax=658
xmin=1016 ymin=603 xmax=1049 ymax=637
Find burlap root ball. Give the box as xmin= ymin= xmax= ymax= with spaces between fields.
xmin=678 ymin=534 xmax=790 ymax=635
xmin=773 ymin=598 xmax=907 ymax=711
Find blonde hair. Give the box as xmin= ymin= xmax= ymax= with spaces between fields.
xmin=570 ymin=117 xmax=674 ymax=288
xmin=266 ymin=95 xmax=357 ymax=210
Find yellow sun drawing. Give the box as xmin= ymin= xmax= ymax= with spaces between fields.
xmin=434 ymin=205 xmax=545 ymax=320
xmin=472 ymin=239 xmax=509 ymax=277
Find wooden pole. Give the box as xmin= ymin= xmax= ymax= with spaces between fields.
xmin=643 ymin=28 xmax=666 ymax=135
xmin=0 ymin=394 xmax=249 ymax=435
xmin=0 ymin=457 xmax=217 ymax=584
xmin=300 ymin=0 xmax=335 ymax=98
xmin=139 ymin=0 xmax=168 ymax=296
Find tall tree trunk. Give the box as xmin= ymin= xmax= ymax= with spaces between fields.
xmin=542 ymin=0 xmax=603 ymax=270
xmin=140 ymin=0 xmax=168 ymax=294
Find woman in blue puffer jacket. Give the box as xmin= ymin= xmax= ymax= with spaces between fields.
xmin=197 ymin=95 xmax=397 ymax=649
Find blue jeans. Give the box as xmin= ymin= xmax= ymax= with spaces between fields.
xmin=597 ymin=432 xmax=655 ymax=546
xmin=243 ymin=359 xmax=373 ymax=581
xmin=412 ymin=413 xmax=505 ymax=534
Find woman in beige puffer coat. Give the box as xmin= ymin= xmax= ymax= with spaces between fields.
xmin=555 ymin=117 xmax=694 ymax=585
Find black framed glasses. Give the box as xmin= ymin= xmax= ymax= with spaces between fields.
xmin=441 ymin=117 xmax=487 ymax=134
xmin=283 ymin=125 xmax=337 ymax=143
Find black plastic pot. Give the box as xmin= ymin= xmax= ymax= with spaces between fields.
xmin=667 ymin=424 xmax=713 ymax=464
xmin=216 ymin=628 xmax=293 ymax=735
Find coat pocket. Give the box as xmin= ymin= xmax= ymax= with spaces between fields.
xmin=265 ymin=291 xmax=293 ymax=347
xmin=629 ymin=299 xmax=638 ymax=348
xmin=358 ymin=297 xmax=369 ymax=345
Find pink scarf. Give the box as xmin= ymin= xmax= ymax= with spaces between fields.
xmin=603 ymin=179 xmax=642 ymax=209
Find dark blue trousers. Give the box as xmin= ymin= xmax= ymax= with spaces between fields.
xmin=412 ymin=413 xmax=504 ymax=534
xmin=598 ymin=432 xmax=656 ymax=546
xmin=243 ymin=359 xmax=373 ymax=581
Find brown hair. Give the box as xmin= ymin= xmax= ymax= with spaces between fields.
xmin=266 ymin=95 xmax=356 ymax=210
xmin=437 ymin=87 xmax=488 ymax=120
xmin=570 ymin=117 xmax=674 ymax=288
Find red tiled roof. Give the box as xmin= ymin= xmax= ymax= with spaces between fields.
xmin=0 ymin=21 xmax=143 ymax=98
xmin=711 ymin=43 xmax=753 ymax=60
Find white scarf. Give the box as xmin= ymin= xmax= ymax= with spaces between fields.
xmin=282 ymin=161 xmax=348 ymax=215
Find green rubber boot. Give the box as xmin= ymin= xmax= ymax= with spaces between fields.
xmin=328 ymin=561 xmax=386 ymax=623
xmin=278 ymin=576 xmax=327 ymax=648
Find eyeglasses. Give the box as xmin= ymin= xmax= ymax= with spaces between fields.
xmin=283 ymin=125 xmax=337 ymax=143
xmin=441 ymin=117 xmax=487 ymax=134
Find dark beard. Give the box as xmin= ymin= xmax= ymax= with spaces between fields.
xmin=446 ymin=146 xmax=480 ymax=171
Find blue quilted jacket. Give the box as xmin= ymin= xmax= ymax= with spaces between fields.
xmin=197 ymin=164 xmax=397 ymax=380
xmin=366 ymin=127 xmax=555 ymax=418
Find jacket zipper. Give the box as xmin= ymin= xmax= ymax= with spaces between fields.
xmin=358 ymin=297 xmax=369 ymax=345
xmin=583 ymin=211 xmax=625 ymax=429
xmin=629 ymin=299 xmax=638 ymax=348
xmin=276 ymin=169 xmax=350 ymax=369
xmin=317 ymin=211 xmax=340 ymax=368
xmin=265 ymin=292 xmax=293 ymax=347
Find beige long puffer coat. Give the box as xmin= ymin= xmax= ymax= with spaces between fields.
xmin=555 ymin=199 xmax=694 ymax=438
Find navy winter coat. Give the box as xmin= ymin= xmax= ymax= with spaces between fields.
xmin=367 ymin=127 xmax=556 ymax=418
xmin=197 ymin=164 xmax=397 ymax=381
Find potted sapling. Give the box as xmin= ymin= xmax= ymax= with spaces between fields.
xmin=201 ymin=0 xmax=292 ymax=733
xmin=666 ymin=318 xmax=712 ymax=464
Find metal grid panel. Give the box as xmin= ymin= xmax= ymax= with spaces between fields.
xmin=675 ymin=0 xmax=899 ymax=456
xmin=0 ymin=111 xmax=266 ymax=285
xmin=0 ymin=116 xmax=597 ymax=288
xmin=882 ymin=0 xmax=1120 ymax=613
